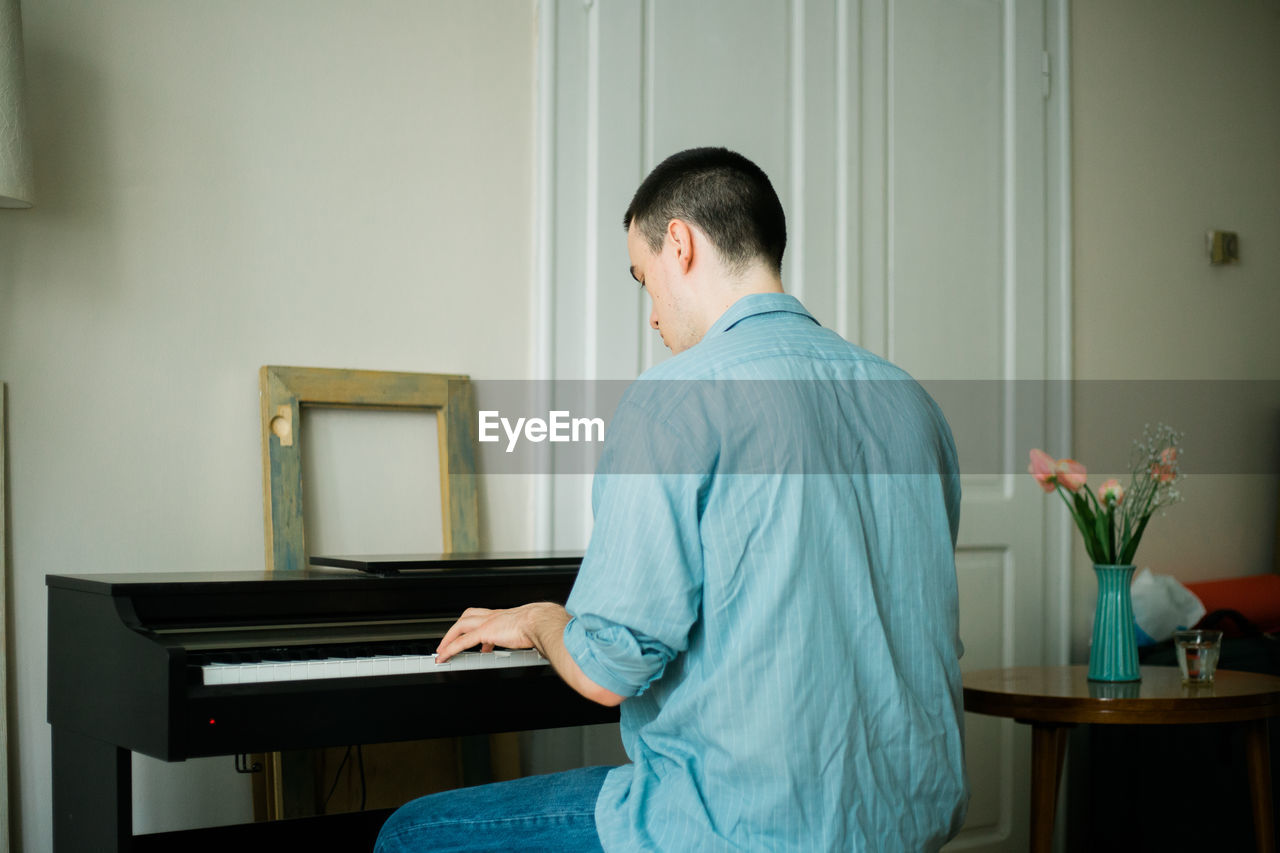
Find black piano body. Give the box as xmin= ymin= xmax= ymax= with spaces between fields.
xmin=47 ymin=563 xmax=619 ymax=852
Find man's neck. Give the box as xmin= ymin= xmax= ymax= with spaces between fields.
xmin=702 ymin=269 xmax=785 ymax=331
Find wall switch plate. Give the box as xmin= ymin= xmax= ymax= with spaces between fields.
xmin=1207 ymin=229 xmax=1240 ymax=265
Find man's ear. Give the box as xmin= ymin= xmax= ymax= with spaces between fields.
xmin=667 ymin=219 xmax=695 ymax=274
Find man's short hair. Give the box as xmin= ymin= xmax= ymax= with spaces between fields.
xmin=623 ymin=147 xmax=786 ymax=276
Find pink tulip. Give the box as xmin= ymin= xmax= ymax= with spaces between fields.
xmin=1028 ymin=449 xmax=1057 ymax=492
xmin=1028 ymin=449 xmax=1087 ymax=492
xmin=1098 ymin=478 xmax=1125 ymax=506
xmin=1055 ymin=458 xmax=1087 ymax=492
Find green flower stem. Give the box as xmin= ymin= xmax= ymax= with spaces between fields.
xmin=1106 ymin=506 xmax=1116 ymax=563
xmin=1082 ymin=487 xmax=1114 ymax=564
xmin=1120 ymin=513 xmax=1151 ymax=565
xmin=1057 ymin=487 xmax=1095 ymax=562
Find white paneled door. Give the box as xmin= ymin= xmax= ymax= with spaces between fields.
xmin=538 ymin=1 xmax=1071 ymax=849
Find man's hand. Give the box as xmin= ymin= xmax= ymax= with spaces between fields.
xmin=435 ymin=602 xmax=626 ymax=708
xmin=435 ymin=604 xmax=542 ymax=661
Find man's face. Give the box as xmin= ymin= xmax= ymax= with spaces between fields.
xmin=627 ymin=222 xmax=700 ymax=354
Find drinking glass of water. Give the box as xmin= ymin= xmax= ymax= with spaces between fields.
xmin=1173 ymin=629 xmax=1223 ymax=685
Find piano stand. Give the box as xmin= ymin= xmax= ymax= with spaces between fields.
xmin=53 ymin=725 xmax=400 ymax=852
xmin=53 ymin=727 xmax=132 ymax=852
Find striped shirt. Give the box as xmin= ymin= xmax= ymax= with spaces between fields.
xmin=564 ymin=293 xmax=968 ymax=851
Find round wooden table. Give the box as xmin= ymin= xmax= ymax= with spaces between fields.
xmin=963 ymin=666 xmax=1280 ymax=853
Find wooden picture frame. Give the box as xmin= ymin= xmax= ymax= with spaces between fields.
xmin=1 ymin=383 xmax=10 ymax=849
xmin=259 ymin=365 xmax=480 ymax=573
xmin=256 ymin=366 xmax=486 ymax=821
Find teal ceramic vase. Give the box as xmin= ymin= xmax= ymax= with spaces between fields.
xmin=1088 ymin=564 xmax=1141 ymax=682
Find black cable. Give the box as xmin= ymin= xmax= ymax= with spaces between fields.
xmin=322 ymin=745 xmax=352 ymax=813
xmin=357 ymin=744 xmax=367 ymax=811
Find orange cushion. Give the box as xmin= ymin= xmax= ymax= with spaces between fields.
xmin=1183 ymin=575 xmax=1280 ymax=634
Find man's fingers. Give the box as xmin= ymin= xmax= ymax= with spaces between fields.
xmin=436 ymin=630 xmax=477 ymax=663
xmin=436 ymin=622 xmax=468 ymax=654
xmin=440 ymin=608 xmax=496 ymax=647
xmin=437 ymin=613 xmax=489 ymax=659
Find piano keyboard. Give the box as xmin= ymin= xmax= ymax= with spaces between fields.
xmin=199 ymin=648 xmax=548 ymax=685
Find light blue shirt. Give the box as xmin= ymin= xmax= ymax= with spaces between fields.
xmin=564 ymin=293 xmax=967 ymax=852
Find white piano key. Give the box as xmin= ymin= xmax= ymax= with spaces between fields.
xmin=201 ymin=649 xmax=547 ymax=686
xmin=203 ymin=664 xmax=231 ymax=685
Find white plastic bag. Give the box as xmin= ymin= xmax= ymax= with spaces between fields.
xmin=1131 ymin=567 xmax=1207 ymax=646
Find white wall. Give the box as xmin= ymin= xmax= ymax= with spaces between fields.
xmin=0 ymin=0 xmax=537 ymax=848
xmin=1071 ymin=0 xmax=1280 ymax=656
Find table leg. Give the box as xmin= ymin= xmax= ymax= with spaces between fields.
xmin=1246 ymin=718 xmax=1275 ymax=853
xmin=1030 ymin=722 xmax=1070 ymax=853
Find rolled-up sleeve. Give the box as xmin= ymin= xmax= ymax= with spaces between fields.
xmin=563 ymin=614 xmax=676 ymax=698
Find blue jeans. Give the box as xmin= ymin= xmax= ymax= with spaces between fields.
xmin=374 ymin=765 xmax=615 ymax=853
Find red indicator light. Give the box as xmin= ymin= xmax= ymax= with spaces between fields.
xmin=208 ymin=718 xmax=216 ymax=725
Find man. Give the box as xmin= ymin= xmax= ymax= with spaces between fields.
xmin=376 ymin=148 xmax=967 ymax=851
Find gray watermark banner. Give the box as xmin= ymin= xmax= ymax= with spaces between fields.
xmin=465 ymin=380 xmax=1280 ymax=476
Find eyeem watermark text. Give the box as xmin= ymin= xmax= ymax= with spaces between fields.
xmin=478 ymin=410 xmax=606 ymax=453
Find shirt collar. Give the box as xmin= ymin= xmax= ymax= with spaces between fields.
xmin=706 ymin=293 xmax=819 ymax=337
